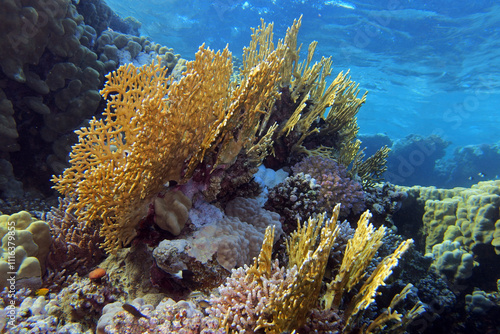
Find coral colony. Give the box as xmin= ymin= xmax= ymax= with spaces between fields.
xmin=1 ymin=2 xmax=500 ymax=333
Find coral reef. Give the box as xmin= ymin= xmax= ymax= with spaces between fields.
xmin=0 ymin=193 xmax=58 ymax=216
xmin=95 ymin=29 xmax=183 ymax=74
xmin=292 ymin=155 xmax=365 ymax=217
xmin=75 ymin=0 xmax=141 ymax=36
xmin=465 ymin=281 xmax=500 ymax=315
xmin=265 ymin=172 xmax=322 ymax=232
xmin=372 ymin=135 xmax=500 ymax=188
xmin=100 ymin=206 xmax=415 ymax=334
xmin=426 ymin=240 xmax=476 ymax=281
xmin=437 ymin=141 xmax=500 ymax=188
xmin=462 ymin=282 xmax=500 ymax=334
xmin=50 ymin=15 xmax=391 ymax=256
xmin=153 ymin=190 xmax=192 ymax=236
xmin=372 ymin=231 xmax=458 ymax=333
xmin=0 ymin=0 xmax=184 ymax=204
xmin=154 ymin=197 xmax=282 ymax=273
xmin=1 ymin=275 xmax=120 ymax=333
xmin=99 ymin=243 xmax=162 ymax=302
xmin=327 ymin=219 xmax=356 ymax=272
xmin=99 ymin=297 xmax=221 ymax=334
xmin=0 ymin=14 xmax=428 ymax=334
xmin=0 ymin=211 xmax=51 ymax=290
xmin=393 ymin=180 xmax=500 ymax=332
xmin=0 ymin=294 xmax=88 ymax=334
xmin=46 ymin=275 xmax=123 ymax=331
xmin=0 ymin=159 xmax=23 ymax=198
xmin=363 ymin=182 xmax=408 ymax=228
xmin=259 ymin=19 xmax=389 ymax=187
xmin=53 ymin=36 xmax=284 ymax=252
xmin=1 ymin=0 xmax=104 ymax=169
xmin=385 ymin=134 xmax=450 ymax=187
xmin=44 ymin=197 xmax=105 ymax=289
xmin=396 ymin=180 xmax=500 ymax=256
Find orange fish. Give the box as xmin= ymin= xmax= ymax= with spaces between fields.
xmin=35 ymin=288 xmax=49 ymax=296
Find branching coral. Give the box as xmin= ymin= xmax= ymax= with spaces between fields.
xmin=51 ymin=14 xmax=391 ymax=254
xmin=45 ymin=197 xmax=105 ymax=288
xmin=321 ymin=211 xmax=414 ymax=332
xmin=205 ymin=204 xmax=415 ymax=334
xmin=258 ymin=17 xmax=389 ymax=186
xmin=262 ymin=208 xmax=341 ymax=332
xmin=53 ymin=37 xmax=285 ymax=252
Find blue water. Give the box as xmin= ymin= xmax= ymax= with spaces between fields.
xmin=105 ymin=0 xmax=500 ymax=151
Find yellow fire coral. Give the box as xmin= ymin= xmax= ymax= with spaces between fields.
xmin=53 ymin=16 xmax=390 ymax=254
xmin=256 ymin=205 xmax=341 ymax=332
xmin=209 ymin=205 xmax=416 ymax=333
xmin=52 ymin=42 xmax=284 ymax=252
xmin=52 ymin=25 xmax=294 ymax=253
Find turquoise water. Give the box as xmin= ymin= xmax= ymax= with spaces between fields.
xmin=104 ymin=0 xmax=500 ymax=150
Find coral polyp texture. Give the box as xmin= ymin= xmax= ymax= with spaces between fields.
xmin=292 ymin=155 xmax=365 ymax=217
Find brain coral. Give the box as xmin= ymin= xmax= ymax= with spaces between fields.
xmin=292 ymin=156 xmax=365 ymax=217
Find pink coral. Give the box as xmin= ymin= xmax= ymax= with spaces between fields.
xmin=205 ymin=259 xmax=293 ymax=333
xmin=292 ymin=156 xmax=365 ymax=217
xmin=204 ymin=259 xmax=343 ymax=333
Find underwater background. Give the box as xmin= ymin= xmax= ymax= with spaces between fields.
xmin=1 ymin=0 xmax=500 ymax=333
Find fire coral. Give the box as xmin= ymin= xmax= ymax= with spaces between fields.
xmin=52 ymin=44 xmax=284 ymax=253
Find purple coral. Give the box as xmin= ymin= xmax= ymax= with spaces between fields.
xmin=292 ymin=156 xmax=365 ymax=217
xmin=45 ymin=197 xmax=105 ymax=290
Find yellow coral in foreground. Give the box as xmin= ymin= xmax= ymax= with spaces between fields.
xmin=249 ymin=207 xmax=414 ymax=333
xmin=53 ymin=43 xmax=284 ymax=253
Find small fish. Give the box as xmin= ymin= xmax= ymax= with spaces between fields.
xmin=198 ymin=300 xmax=211 ymax=309
xmin=468 ymin=176 xmax=474 ymax=181
xmin=478 ymin=172 xmax=485 ymax=178
xmin=35 ymin=288 xmax=49 ymax=297
xmin=324 ymin=0 xmax=356 ymax=10
xmin=172 ymin=270 xmax=184 ymax=279
xmin=171 ymin=269 xmax=194 ymax=280
xmin=122 ymin=303 xmax=148 ymax=319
